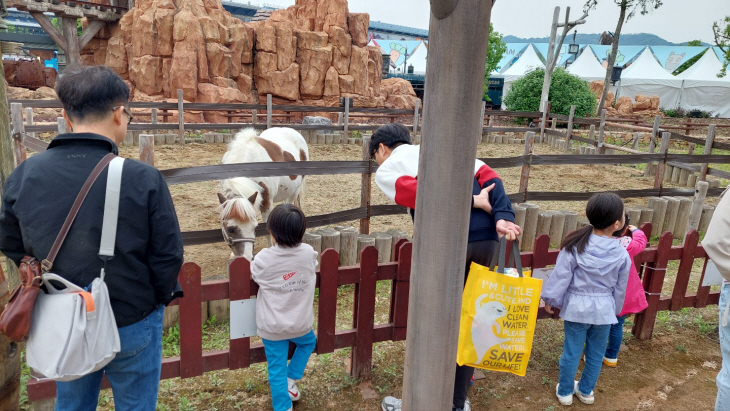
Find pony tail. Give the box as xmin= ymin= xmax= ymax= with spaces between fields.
xmin=560 ymin=225 xmax=593 ymax=254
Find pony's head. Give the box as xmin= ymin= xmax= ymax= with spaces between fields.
xmin=217 ymin=191 xmax=260 ymax=261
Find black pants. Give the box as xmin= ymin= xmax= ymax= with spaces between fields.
xmin=453 ymin=239 xmax=500 ymax=409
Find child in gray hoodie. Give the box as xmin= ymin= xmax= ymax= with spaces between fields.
xmin=541 ymin=193 xmax=631 ymax=406
xmin=251 ymin=204 xmax=318 ymax=411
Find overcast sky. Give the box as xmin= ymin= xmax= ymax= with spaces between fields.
xmin=256 ymin=0 xmax=728 ymax=44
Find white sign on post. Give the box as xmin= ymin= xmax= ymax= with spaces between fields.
xmin=230 ymin=298 xmax=258 ymax=340
xmin=702 ymin=260 xmax=725 ymax=287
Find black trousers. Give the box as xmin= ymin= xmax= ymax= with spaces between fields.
xmin=453 ymin=239 xmax=500 ymax=409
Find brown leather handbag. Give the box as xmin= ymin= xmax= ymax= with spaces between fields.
xmin=0 ymin=153 xmax=116 ymax=342
xmin=0 ymin=256 xmax=42 ymax=341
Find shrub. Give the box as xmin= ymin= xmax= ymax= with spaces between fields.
xmin=503 ymin=68 xmax=597 ymax=117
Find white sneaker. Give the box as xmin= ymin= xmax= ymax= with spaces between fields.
xmin=574 ymin=380 xmax=595 ymax=405
xmin=463 ymin=399 xmax=471 ymax=411
xmin=556 ymin=383 xmax=574 ymax=406
xmin=381 ymin=396 xmax=402 ymax=411
xmin=287 ymin=377 xmax=301 ymax=401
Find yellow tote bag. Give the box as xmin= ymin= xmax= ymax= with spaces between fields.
xmin=456 ymin=239 xmax=542 ymax=377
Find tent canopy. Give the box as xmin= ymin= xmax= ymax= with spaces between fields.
xmin=502 ymin=44 xmax=544 ymax=77
xmin=678 ymin=49 xmax=730 ymax=117
xmin=566 ymin=48 xmax=606 ymax=81
xmin=618 ymin=47 xmax=683 ymax=109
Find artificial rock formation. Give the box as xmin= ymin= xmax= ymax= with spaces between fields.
xmin=81 ymin=0 xmax=419 ymax=112
xmin=589 ymin=81 xmax=661 ymax=118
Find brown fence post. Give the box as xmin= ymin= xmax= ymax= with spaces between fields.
xmin=10 ymin=103 xmax=27 ymax=166
xmin=653 ymin=132 xmax=671 ymax=190
xmin=178 ymin=262 xmax=203 ymax=378
xmin=564 ymin=105 xmax=575 ymax=153
xmin=518 ymin=131 xmax=535 ymax=200
xmin=391 ymin=241 xmax=412 ymax=341
xmin=351 ymin=246 xmax=378 ymax=380
xmin=251 ymin=108 xmax=257 ymax=125
xmin=684 ymin=118 xmax=692 ymax=136
xmin=671 ymin=230 xmax=700 ymax=311
xmin=316 ymin=249 xmax=339 ymax=354
xmin=700 ymin=124 xmax=716 ymax=182
xmin=139 ymin=134 xmax=154 ymax=166
xmin=643 ymin=115 xmax=661 ymax=177
xmin=266 ymin=94 xmax=272 ymax=129
xmin=360 ymin=135 xmax=372 ymax=234
xmin=177 ymin=89 xmax=185 ymax=146
xmin=597 ymin=109 xmax=607 ymax=154
xmin=633 ymin=231 xmax=673 ymax=340
xmin=228 ymin=257 xmax=252 ymax=370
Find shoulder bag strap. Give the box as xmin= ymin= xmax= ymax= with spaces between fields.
xmin=42 ymin=153 xmax=117 ymax=273
xmin=98 ymin=157 xmax=125 ymax=280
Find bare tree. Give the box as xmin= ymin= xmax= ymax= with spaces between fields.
xmin=585 ymin=0 xmax=663 ymax=114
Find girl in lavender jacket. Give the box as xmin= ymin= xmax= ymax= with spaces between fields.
xmin=542 ymin=193 xmax=631 ymax=407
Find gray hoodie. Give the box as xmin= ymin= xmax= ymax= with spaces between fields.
xmin=251 ymin=243 xmax=318 ymax=341
xmin=541 ymin=234 xmax=631 ymax=325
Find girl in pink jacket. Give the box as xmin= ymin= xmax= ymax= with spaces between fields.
xmin=604 ymin=223 xmax=648 ymax=367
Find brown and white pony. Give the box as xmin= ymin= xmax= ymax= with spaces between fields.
xmin=217 ymin=127 xmax=308 ymax=260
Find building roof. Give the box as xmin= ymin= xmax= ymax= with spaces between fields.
xmin=369 ymin=20 xmax=428 ymax=39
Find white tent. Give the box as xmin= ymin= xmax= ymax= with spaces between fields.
xmin=403 ymin=41 xmax=428 ymax=74
xmin=500 ymin=44 xmax=545 ymax=108
xmin=678 ymin=49 xmax=730 ymax=117
xmin=567 ymin=48 xmax=607 ymax=81
xmin=618 ymin=47 xmax=682 ymax=108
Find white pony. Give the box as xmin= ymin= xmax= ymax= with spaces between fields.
xmin=217 ymin=127 xmax=308 ymax=260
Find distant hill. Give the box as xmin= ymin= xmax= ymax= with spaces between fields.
xmin=502 ymin=33 xmax=679 ymax=46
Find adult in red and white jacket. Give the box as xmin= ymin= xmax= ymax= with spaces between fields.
xmin=372 ymin=124 xmax=520 ymax=411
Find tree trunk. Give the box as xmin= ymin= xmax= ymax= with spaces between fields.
xmin=597 ymin=0 xmax=628 ymax=114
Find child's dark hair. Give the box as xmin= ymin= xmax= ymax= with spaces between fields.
xmin=369 ymin=123 xmax=412 ymax=159
xmin=268 ymin=204 xmax=306 ymax=247
xmin=561 ymin=193 xmax=625 ymax=253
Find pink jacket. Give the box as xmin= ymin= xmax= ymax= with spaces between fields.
xmin=618 ymin=229 xmax=649 ymax=316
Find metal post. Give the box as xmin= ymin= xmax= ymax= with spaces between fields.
xmin=402 ymin=1 xmax=493 ymax=409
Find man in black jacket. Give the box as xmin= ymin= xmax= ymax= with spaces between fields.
xmin=0 ymin=65 xmax=183 ymax=410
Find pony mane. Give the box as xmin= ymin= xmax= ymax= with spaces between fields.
xmin=222 ymin=128 xmax=259 ymax=164
xmin=219 ymin=178 xmax=262 ymax=223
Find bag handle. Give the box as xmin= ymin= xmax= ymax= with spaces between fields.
xmin=42 ymin=153 xmax=116 ymax=273
xmin=98 ymin=157 xmax=125 ymax=280
xmin=490 ymin=236 xmax=524 ymax=277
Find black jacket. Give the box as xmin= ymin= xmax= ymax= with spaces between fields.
xmin=0 ymin=133 xmax=184 ymax=327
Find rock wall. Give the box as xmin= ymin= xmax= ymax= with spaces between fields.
xmin=589 ymin=80 xmax=662 ymax=118
xmin=81 ymin=0 xmax=418 ymax=118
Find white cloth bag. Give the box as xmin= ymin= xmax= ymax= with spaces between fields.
xmin=26 ymin=157 xmax=125 ymax=381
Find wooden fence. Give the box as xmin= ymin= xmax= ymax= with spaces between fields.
xmin=24 ymin=225 xmax=723 ymax=402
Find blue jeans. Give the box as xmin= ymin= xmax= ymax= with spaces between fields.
xmin=605 ymin=315 xmax=627 ymax=360
xmin=717 ymin=284 xmax=730 ymax=411
xmin=262 ymin=330 xmax=317 ymax=411
xmin=55 ymin=304 xmax=165 ymax=411
xmin=558 ymin=320 xmax=611 ymax=397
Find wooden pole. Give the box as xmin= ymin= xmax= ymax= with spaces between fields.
xmin=478 ymin=100 xmax=485 ymax=143
xmin=251 ymin=109 xmax=257 ymax=125
xmin=486 ymin=115 xmax=493 ymax=142
xmin=139 ymin=134 xmax=154 ymax=166
xmin=151 ymin=108 xmax=158 ymax=126
xmin=539 ymin=102 xmax=548 ymax=142
xmin=61 ymin=17 xmax=81 ymax=65
xmin=643 ymin=115 xmax=661 ymax=177
xmin=564 ymin=105 xmax=575 ymax=153
xmin=177 ymin=89 xmax=185 ymax=146
xmin=10 ymin=103 xmax=26 ymax=166
xmin=686 ymin=181 xmax=709 ymax=239
xmin=653 ymin=132 xmax=671 ymax=190
xmin=24 ymin=107 xmax=34 ymax=139
xmin=700 ymin=124 xmax=716 ymax=182
xmin=0 ymin=58 xmax=21 ymax=411
xmin=413 ymin=99 xmax=421 ymax=142
xmin=266 ymin=94 xmax=272 ymax=129
xmin=344 ymin=97 xmax=350 ymax=137
xmin=518 ymin=131 xmax=535 ymax=199
xmin=597 ymin=109 xmax=607 ymax=154
xmin=360 ymin=136 xmax=371 ymax=235
xmin=539 ymin=7 xmax=560 ymax=113
xmin=402 ymin=0 xmax=493 ymax=408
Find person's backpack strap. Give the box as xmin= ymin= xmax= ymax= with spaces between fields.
xmin=42 ymin=153 xmax=117 ymax=274
xmin=98 ymin=157 xmax=125 ymax=279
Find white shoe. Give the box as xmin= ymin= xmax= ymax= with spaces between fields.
xmin=381 ymin=396 xmax=402 ymax=411
xmin=463 ymin=399 xmax=471 ymax=411
xmin=287 ymin=377 xmax=301 ymax=401
xmin=556 ymin=383 xmax=574 ymax=406
xmin=574 ymin=380 xmax=595 ymax=404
